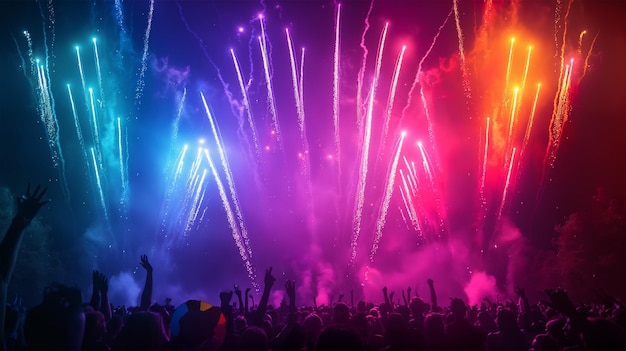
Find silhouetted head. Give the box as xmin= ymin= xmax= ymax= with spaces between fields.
xmin=316 ymin=326 xmax=362 ymax=350
xmin=239 ymin=326 xmax=268 ymax=351
xmin=409 ymin=297 xmax=426 ymax=317
xmin=496 ymin=309 xmax=519 ymax=334
xmin=333 ymin=302 xmax=350 ymax=325
xmin=450 ymin=298 xmax=467 ymax=319
xmin=24 ymin=284 xmax=85 ymax=351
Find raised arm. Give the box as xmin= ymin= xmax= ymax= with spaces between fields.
xmin=139 ymin=255 xmax=153 ymax=311
xmin=285 ymin=280 xmax=296 ymax=317
xmin=234 ymin=284 xmax=244 ymax=316
xmin=1 ymin=184 xmax=50 ymax=281
xmin=427 ymin=279 xmax=438 ymax=310
xmin=0 ymin=185 xmax=49 ymax=351
xmin=89 ymin=270 xmax=101 ymax=310
xmin=245 ymin=287 xmax=251 ymax=314
xmin=514 ymin=286 xmax=530 ymax=314
xmin=254 ymin=267 xmax=275 ymax=326
xmin=97 ymin=271 xmax=112 ymax=321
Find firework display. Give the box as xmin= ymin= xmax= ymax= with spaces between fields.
xmin=1 ymin=0 xmax=621 ymax=303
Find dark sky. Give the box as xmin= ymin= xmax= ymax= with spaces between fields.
xmin=0 ymin=0 xmax=625 ymax=306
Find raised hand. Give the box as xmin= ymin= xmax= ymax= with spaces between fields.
xmin=94 ymin=270 xmax=108 ymax=293
xmin=285 ymin=280 xmax=296 ymax=302
xmin=264 ymin=267 xmax=276 ymax=289
xmin=234 ymin=285 xmax=242 ymax=298
xmin=427 ymin=278 xmax=434 ymax=287
xmin=140 ymin=254 xmax=153 ymax=273
xmin=220 ymin=290 xmax=234 ymax=306
xmin=16 ymin=184 xmax=51 ymax=223
xmin=407 ymin=286 xmax=412 ymax=298
xmin=544 ymin=289 xmax=576 ymax=316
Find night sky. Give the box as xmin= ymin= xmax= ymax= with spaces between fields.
xmin=1 ymin=0 xmax=625 ymax=307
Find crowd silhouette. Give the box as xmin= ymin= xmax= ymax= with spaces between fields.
xmin=2 ymin=184 xmax=626 ymax=350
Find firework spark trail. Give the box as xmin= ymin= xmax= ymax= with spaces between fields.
xmin=204 ymin=149 xmax=258 ymax=289
xmin=418 ymin=141 xmax=447 ymax=236
xmin=258 ymin=35 xmax=283 ymax=148
xmin=417 ymin=141 xmax=434 ymax=186
xmin=506 ymin=87 xmax=519 ymax=154
xmin=172 ymin=88 xmax=187 ymax=144
xmin=114 ymin=0 xmax=127 ymax=38
xmin=67 ymin=84 xmax=88 ymax=165
xmin=497 ymin=147 xmax=517 ymax=223
xmin=505 ymin=38 xmax=515 ymax=94
xmin=379 ymin=45 xmax=406 ymax=157
xmin=480 ymin=117 xmax=490 ymax=205
xmin=22 ymin=31 xmax=36 ymax=78
xmin=117 ymin=117 xmax=128 ymax=203
xmin=285 ymin=28 xmax=305 ymax=139
xmin=355 ymin=0 xmax=374 ymax=127
xmin=46 ymin=0 xmax=56 ymax=62
xmin=36 ymin=63 xmax=71 ymax=201
xmin=545 ymin=60 xmax=574 ymax=169
xmin=88 ymin=88 xmax=103 ymax=168
xmin=135 ymin=0 xmax=154 ymax=103
xmin=176 ymin=1 xmax=237 ymax=90
xmin=371 ymin=22 xmax=389 ymax=106
xmin=299 ymin=48 xmax=305 ymax=110
xmin=577 ymin=30 xmax=586 ymax=55
xmin=582 ymin=33 xmax=598 ymax=77
xmin=158 ymin=145 xmax=190 ymax=238
xmin=91 ymin=147 xmax=109 ymax=221
xmin=403 ymin=157 xmax=419 ymax=197
xmin=200 ymin=92 xmax=254 ymax=260
xmin=370 ymin=132 xmax=406 ymax=261
xmin=92 ymin=38 xmax=106 ymax=107
xmin=351 ymin=86 xmax=376 ymax=264
xmin=230 ymin=50 xmax=260 ymax=155
xmin=520 ymin=84 xmax=541 ymax=159
xmin=333 ymin=3 xmax=341 ymax=163
xmin=185 ymin=169 xmax=208 ymax=233
xmin=399 ymin=172 xmax=419 ymax=231
xmin=400 ymin=8 xmax=451 ymax=123
xmin=75 ymin=46 xmax=88 ymax=109
xmin=520 ymin=45 xmax=532 ymax=105
xmin=453 ymin=0 xmax=471 ymax=100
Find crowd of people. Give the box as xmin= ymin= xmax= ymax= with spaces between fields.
xmin=2 ymin=184 xmax=626 ymax=350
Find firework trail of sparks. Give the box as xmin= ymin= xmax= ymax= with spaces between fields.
xmin=117 ymin=117 xmax=127 ymax=203
xmin=355 ymin=0 xmax=374 ymax=126
xmin=333 ymin=3 xmax=341 ymax=165
xmin=582 ymin=33 xmax=598 ymax=78
xmin=92 ymin=38 xmax=106 ymax=107
xmin=351 ymin=86 xmax=376 ymax=265
xmin=379 ymin=45 xmax=406 ymax=158
xmin=231 ymin=50 xmax=261 ymax=156
xmin=497 ymin=147 xmax=517 ymax=224
xmin=285 ymin=28 xmax=305 ymax=140
xmin=35 ymin=61 xmax=71 ymax=202
xmin=172 ymin=88 xmax=187 ymax=144
xmin=370 ymin=132 xmax=406 ymax=261
xmin=204 ymin=149 xmax=258 ymax=290
xmin=185 ymin=169 xmax=208 ymax=233
xmin=75 ymin=46 xmax=89 ymax=111
xmin=88 ymin=88 xmax=103 ymax=168
xmin=258 ymin=15 xmax=283 ymax=148
xmin=135 ymin=0 xmax=154 ymax=104
xmin=520 ymin=84 xmax=541 ymax=160
xmin=480 ymin=117 xmax=490 ymax=206
xmin=67 ymin=84 xmax=88 ymax=166
xmin=453 ymin=0 xmax=472 ymax=102
xmin=91 ymin=147 xmax=109 ymax=221
xmin=200 ymin=92 xmax=255 ymax=261
xmin=400 ymin=6 xmax=452 ymax=127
